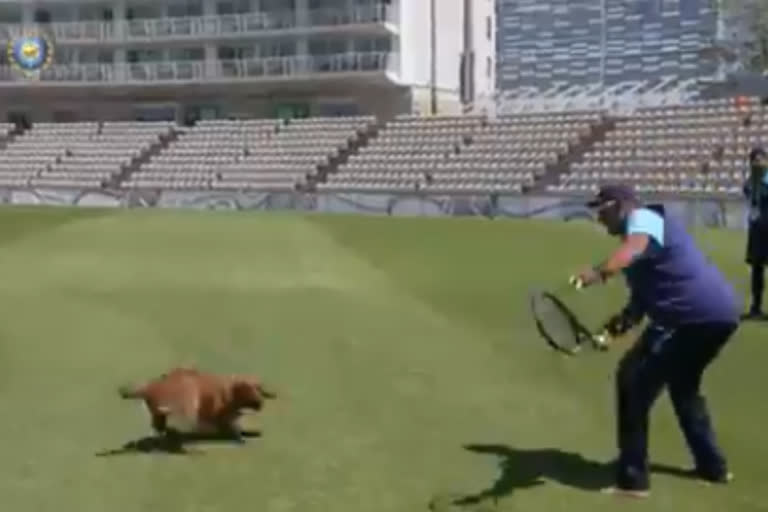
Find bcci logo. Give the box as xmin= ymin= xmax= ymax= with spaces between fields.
xmin=7 ymin=30 xmax=54 ymax=79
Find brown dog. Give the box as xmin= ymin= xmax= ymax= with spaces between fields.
xmin=119 ymin=367 xmax=276 ymax=446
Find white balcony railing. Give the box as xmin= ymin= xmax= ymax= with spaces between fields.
xmin=0 ymin=4 xmax=395 ymax=44
xmin=0 ymin=52 xmax=397 ymax=84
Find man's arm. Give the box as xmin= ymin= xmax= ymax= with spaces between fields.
xmin=593 ymin=234 xmax=649 ymax=282
xmin=576 ymin=234 xmax=651 ymax=286
xmin=578 ymin=208 xmax=664 ymax=287
xmin=605 ymin=288 xmax=645 ymax=336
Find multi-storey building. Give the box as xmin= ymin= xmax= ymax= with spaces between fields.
xmin=0 ymin=0 xmax=495 ymax=123
xmin=496 ymin=0 xmax=719 ymax=91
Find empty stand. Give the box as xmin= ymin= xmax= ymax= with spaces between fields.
xmin=0 ymin=100 xmax=761 ymax=198
xmin=0 ymin=121 xmax=173 ymax=188
xmin=458 ymin=111 xmax=602 ymax=192
xmin=549 ymin=97 xmax=766 ymax=196
xmin=322 ymin=111 xmax=602 ymax=194
xmin=125 ymin=116 xmax=375 ymax=191
xmin=0 ymin=123 xmax=14 ymax=138
xmin=321 ymin=114 xmax=485 ymax=193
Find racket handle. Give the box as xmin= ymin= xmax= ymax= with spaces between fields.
xmin=569 ymin=276 xmax=584 ymax=289
xmin=593 ymin=331 xmax=611 ymax=351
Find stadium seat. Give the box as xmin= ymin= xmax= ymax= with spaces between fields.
xmin=126 ymin=116 xmax=375 ymax=191
xmin=322 ymin=111 xmax=602 ymax=194
xmin=553 ymin=97 xmax=765 ymax=196
xmin=0 ymin=121 xmax=173 ymax=188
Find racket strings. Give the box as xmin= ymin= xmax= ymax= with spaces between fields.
xmin=532 ymin=294 xmax=582 ymax=352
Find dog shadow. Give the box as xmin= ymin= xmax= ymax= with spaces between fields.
xmin=95 ymin=430 xmax=262 ymax=457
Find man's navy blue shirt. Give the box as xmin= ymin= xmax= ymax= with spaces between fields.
xmin=620 ymin=205 xmax=740 ymax=327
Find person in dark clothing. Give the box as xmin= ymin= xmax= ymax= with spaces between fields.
xmin=576 ymin=184 xmax=740 ymax=497
xmin=743 ymin=147 xmax=768 ymax=318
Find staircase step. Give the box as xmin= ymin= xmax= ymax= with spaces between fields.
xmin=108 ymin=128 xmax=180 ymax=189
xmin=527 ymin=117 xmax=618 ymax=193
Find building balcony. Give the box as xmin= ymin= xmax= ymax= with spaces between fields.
xmin=0 ymin=52 xmax=399 ymax=87
xmin=0 ymin=4 xmax=397 ymax=46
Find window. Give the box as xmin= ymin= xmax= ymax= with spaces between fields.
xmin=126 ymin=49 xmax=161 ymax=63
xmin=217 ymin=46 xmax=253 ymax=60
xmin=353 ymin=37 xmax=391 ymax=53
xmin=310 ymin=0 xmax=345 ymax=8
xmin=171 ymin=48 xmax=204 ymax=61
xmin=486 ymin=56 xmax=492 ymax=77
xmin=55 ymin=47 xmax=77 ymax=65
xmin=0 ymin=4 xmax=21 ymax=23
xmin=262 ymin=0 xmax=294 ymax=11
xmin=486 ymin=16 xmax=492 ymax=41
xmin=309 ymin=38 xmax=346 ymax=56
xmin=98 ymin=50 xmax=114 ymax=63
xmin=34 ymin=9 xmax=51 ymax=23
xmin=260 ymin=40 xmax=296 ymax=57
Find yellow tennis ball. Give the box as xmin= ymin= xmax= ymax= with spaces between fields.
xmin=593 ymin=333 xmax=609 ymax=350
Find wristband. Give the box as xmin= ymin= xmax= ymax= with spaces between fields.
xmin=593 ymin=264 xmax=609 ymax=283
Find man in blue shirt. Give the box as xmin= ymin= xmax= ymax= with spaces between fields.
xmin=743 ymin=147 xmax=768 ymax=318
xmin=575 ymin=184 xmax=740 ymax=498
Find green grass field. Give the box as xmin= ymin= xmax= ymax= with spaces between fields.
xmin=0 ymin=206 xmax=765 ymax=512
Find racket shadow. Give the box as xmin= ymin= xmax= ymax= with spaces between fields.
xmin=447 ymin=444 xmax=612 ymax=506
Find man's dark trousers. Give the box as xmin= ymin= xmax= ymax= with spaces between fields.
xmin=614 ymin=322 xmax=737 ymax=490
xmin=747 ymin=219 xmax=768 ymax=312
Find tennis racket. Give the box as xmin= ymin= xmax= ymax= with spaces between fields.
xmin=529 ymin=277 xmax=611 ymax=355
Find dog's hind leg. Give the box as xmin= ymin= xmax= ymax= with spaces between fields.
xmin=149 ymin=411 xmax=186 ymax=453
xmin=151 ymin=413 xmax=167 ymax=434
xmin=163 ymin=428 xmax=185 ymax=453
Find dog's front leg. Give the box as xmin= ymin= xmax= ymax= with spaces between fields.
xmin=215 ymin=416 xmax=247 ymax=443
xmin=222 ymin=424 xmax=246 ymax=444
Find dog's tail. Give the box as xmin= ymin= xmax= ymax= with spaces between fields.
xmin=118 ymin=384 xmax=146 ymax=400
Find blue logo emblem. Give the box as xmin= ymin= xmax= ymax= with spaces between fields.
xmin=7 ymin=32 xmax=54 ymax=78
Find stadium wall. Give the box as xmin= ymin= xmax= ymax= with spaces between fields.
xmin=1 ymin=188 xmax=750 ymax=231
xmin=4 ymin=85 xmax=414 ymax=123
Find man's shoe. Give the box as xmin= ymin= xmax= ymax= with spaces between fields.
xmin=741 ymin=308 xmax=767 ymax=320
xmin=600 ymin=486 xmax=650 ymax=498
xmin=691 ymin=469 xmax=733 ymax=486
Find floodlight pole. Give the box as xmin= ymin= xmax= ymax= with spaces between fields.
xmin=430 ymin=0 xmax=437 ymax=115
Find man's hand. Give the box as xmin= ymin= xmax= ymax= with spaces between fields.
xmin=575 ymin=266 xmax=603 ymax=288
xmin=603 ymin=311 xmax=636 ymax=337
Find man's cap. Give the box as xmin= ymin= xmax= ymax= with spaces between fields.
xmin=749 ymin=147 xmax=766 ymax=162
xmin=585 ymin=183 xmax=638 ymax=209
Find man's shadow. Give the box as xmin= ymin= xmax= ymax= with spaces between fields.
xmin=441 ymin=444 xmax=704 ymax=508
xmin=446 ymin=444 xmax=611 ymax=507
xmin=95 ymin=430 xmax=262 ymax=457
